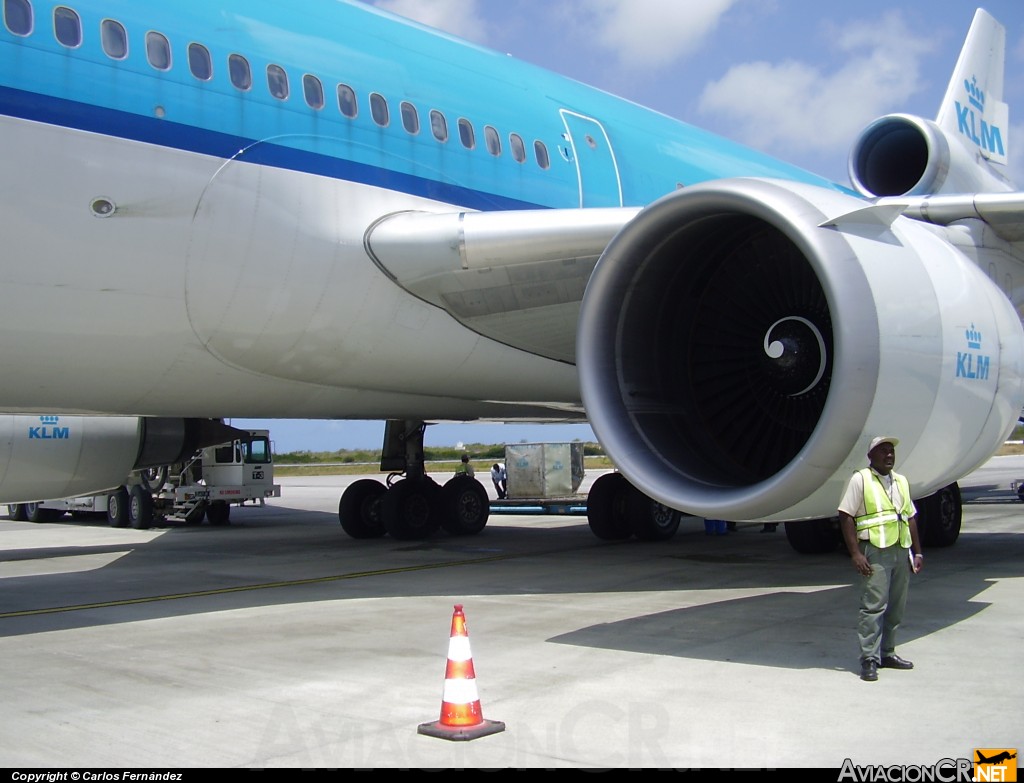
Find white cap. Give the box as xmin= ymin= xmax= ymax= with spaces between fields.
xmin=868 ymin=435 xmax=899 ymax=454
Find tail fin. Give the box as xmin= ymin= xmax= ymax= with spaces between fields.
xmin=935 ymin=8 xmax=1008 ymax=167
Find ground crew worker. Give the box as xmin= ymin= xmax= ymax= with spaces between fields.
xmin=838 ymin=436 xmax=924 ymax=682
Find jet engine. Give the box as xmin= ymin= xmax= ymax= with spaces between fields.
xmin=576 ymin=178 xmax=1024 ymax=522
xmin=0 ymin=416 xmax=246 ymax=503
xmin=849 ymin=113 xmax=1012 ymax=198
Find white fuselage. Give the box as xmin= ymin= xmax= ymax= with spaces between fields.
xmin=0 ymin=116 xmax=581 ymax=420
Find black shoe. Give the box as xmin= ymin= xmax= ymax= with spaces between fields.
xmin=880 ymin=654 xmax=914 ymax=670
xmin=860 ymin=659 xmax=878 ymax=681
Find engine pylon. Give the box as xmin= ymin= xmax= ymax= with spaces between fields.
xmin=417 ymin=604 xmax=505 ymax=741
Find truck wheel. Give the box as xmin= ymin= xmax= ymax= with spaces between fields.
xmin=7 ymin=504 xmax=27 ymax=521
xmin=440 ymin=475 xmax=489 ymax=536
xmin=107 ymin=487 xmax=129 ymax=528
xmin=183 ymin=501 xmax=207 ymax=526
xmin=338 ymin=479 xmax=387 ymax=538
xmin=207 ymin=500 xmax=231 ymax=526
xmin=129 ymin=485 xmax=154 ymax=530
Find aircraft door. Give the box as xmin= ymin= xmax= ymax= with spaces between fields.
xmin=559 ymin=110 xmax=622 ymax=207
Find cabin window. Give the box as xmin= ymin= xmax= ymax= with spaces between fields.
xmin=100 ymin=19 xmax=127 ymax=59
xmin=3 ymin=0 xmax=32 ymax=36
xmin=534 ymin=140 xmax=550 ymax=170
xmin=510 ymin=133 xmax=526 ymax=163
xmin=267 ymin=64 xmax=288 ymax=100
xmin=229 ymin=54 xmax=251 ymax=90
xmin=53 ymin=6 xmax=81 ymax=48
xmin=458 ymin=118 xmax=475 ymax=149
xmin=146 ymin=31 xmax=171 ymax=70
xmin=370 ymin=93 xmax=389 ymax=126
xmin=400 ymin=101 xmax=419 ymax=134
xmin=303 ymin=74 xmax=323 ymax=109
xmin=188 ymin=43 xmax=212 ymax=81
xmin=484 ymin=125 xmax=501 ymax=156
xmin=430 ymin=110 xmax=448 ymax=143
xmin=337 ymin=84 xmax=357 ymax=118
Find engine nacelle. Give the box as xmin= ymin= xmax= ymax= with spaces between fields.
xmin=577 ymin=178 xmax=1024 ymax=521
xmin=0 ymin=416 xmax=246 ymax=503
xmin=849 ymin=113 xmax=1012 ymax=198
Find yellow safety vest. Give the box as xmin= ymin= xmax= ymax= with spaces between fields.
xmin=854 ymin=468 xmax=913 ymax=549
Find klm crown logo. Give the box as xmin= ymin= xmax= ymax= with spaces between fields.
xmin=957 ymin=322 xmax=990 ymax=381
xmin=29 ymin=415 xmax=70 ymax=440
xmin=965 ymin=76 xmax=985 ymax=112
xmin=966 ymin=325 xmax=982 ymax=350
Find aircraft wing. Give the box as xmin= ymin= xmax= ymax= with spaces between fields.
xmin=365 ymin=207 xmax=642 ymax=363
xmin=880 ymin=193 xmax=1024 ymax=242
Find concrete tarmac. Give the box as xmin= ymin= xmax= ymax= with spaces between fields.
xmin=1 ymin=458 xmax=1022 ymax=769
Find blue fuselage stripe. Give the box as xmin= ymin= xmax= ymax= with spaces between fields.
xmin=0 ymin=83 xmax=544 ymax=212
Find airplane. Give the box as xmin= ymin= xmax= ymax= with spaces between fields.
xmin=1 ymin=0 xmax=1022 ymax=551
xmin=976 ymin=751 xmax=1017 ymax=765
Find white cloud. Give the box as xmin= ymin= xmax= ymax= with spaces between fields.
xmin=372 ymin=0 xmax=489 ymax=44
xmin=697 ymin=12 xmax=935 ymax=158
xmin=578 ymin=0 xmax=739 ymax=70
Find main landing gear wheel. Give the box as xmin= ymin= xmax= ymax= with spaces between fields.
xmin=339 ymin=479 xmax=388 ymax=539
xmin=129 ymin=485 xmax=154 ymax=530
xmin=586 ymin=472 xmax=635 ymax=540
xmin=784 ymin=518 xmax=841 ymax=554
xmin=628 ymin=490 xmax=681 ymax=541
xmin=107 ymin=486 xmax=130 ymax=528
xmin=918 ymin=483 xmax=961 ymax=548
xmin=381 ymin=478 xmax=441 ymax=540
xmin=440 ymin=475 xmax=489 ymax=536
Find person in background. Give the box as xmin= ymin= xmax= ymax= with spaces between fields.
xmin=490 ymin=463 xmax=507 ymax=498
xmin=455 ymin=454 xmax=475 ymax=478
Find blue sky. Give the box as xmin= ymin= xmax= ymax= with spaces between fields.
xmin=235 ymin=0 xmax=1024 ymax=453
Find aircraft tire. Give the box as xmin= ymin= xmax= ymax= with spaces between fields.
xmin=338 ymin=479 xmax=388 ymax=539
xmin=128 ymin=485 xmax=154 ymax=530
xmin=381 ymin=478 xmax=441 ymax=540
xmin=207 ymin=500 xmax=231 ymax=526
xmin=586 ymin=472 xmax=634 ymax=540
xmin=627 ymin=489 xmax=681 ymax=541
xmin=918 ymin=482 xmax=961 ymax=548
xmin=783 ymin=518 xmax=841 ymax=554
xmin=107 ymin=488 xmax=130 ymax=528
xmin=8 ymin=504 xmax=28 ymax=521
xmin=440 ymin=475 xmax=489 ymax=536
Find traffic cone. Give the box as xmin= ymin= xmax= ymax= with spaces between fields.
xmin=417 ymin=604 xmax=505 ymax=741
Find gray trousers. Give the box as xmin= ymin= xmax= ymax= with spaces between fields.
xmin=856 ymin=541 xmax=911 ymax=662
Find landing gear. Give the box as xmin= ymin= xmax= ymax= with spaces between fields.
xmin=783 ymin=518 xmax=841 ymax=554
xmin=338 ymin=479 xmax=387 ymax=538
xmin=917 ymin=482 xmax=961 ymax=548
xmin=107 ymin=486 xmax=129 ymax=528
xmin=128 ymin=485 xmax=154 ymax=529
xmin=586 ymin=472 xmax=682 ymax=541
xmin=336 ymin=419 xmax=491 ymax=541
xmin=441 ymin=474 xmax=490 ymax=536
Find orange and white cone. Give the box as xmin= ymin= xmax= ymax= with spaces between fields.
xmin=417 ymin=604 xmax=505 ymax=741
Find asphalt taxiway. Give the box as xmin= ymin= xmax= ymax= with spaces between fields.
xmin=0 ymin=458 xmax=1022 ymax=769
